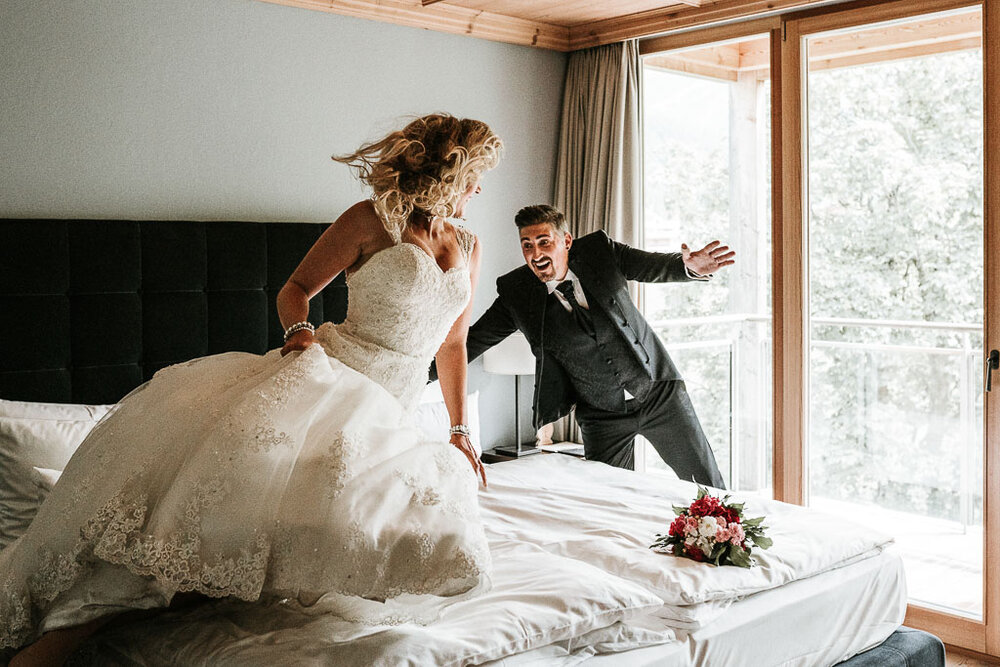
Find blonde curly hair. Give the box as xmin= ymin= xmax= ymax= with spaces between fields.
xmin=334 ymin=114 xmax=503 ymax=235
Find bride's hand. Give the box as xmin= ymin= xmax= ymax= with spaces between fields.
xmin=450 ymin=433 xmax=487 ymax=487
xmin=280 ymin=329 xmax=315 ymax=356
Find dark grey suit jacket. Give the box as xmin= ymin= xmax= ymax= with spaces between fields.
xmin=466 ymin=230 xmax=695 ymax=428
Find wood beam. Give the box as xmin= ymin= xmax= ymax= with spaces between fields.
xmin=644 ymin=54 xmax=738 ymax=80
xmin=258 ymin=0 xmax=571 ymax=51
xmin=571 ymin=0 xmax=835 ymax=51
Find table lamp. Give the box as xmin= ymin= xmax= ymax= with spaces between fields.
xmin=484 ymin=331 xmax=540 ymax=457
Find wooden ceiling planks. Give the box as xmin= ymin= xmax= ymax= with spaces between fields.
xmin=258 ymin=0 xmax=571 ymax=50
xmin=257 ymin=0 xmax=979 ymax=52
xmin=257 ymin=0 xmax=841 ymax=51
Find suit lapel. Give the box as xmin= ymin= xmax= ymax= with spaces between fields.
xmin=519 ymin=273 xmax=549 ymax=342
xmin=568 ymin=253 xmax=606 ymax=312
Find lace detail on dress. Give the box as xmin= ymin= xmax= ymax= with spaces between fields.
xmin=455 ymin=225 xmax=477 ymax=262
xmin=322 ymin=431 xmax=363 ymax=500
xmin=395 ymin=466 xmax=474 ymax=519
xmin=213 ymin=348 xmax=316 ymax=457
xmin=85 ymin=476 xmax=270 ymax=600
xmin=0 ymin=578 xmax=32 ymax=648
xmin=314 ymin=242 xmax=471 ymax=412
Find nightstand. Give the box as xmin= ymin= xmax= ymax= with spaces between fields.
xmin=481 ymin=442 xmax=585 ymax=464
xmin=480 ymin=448 xmax=518 ymax=464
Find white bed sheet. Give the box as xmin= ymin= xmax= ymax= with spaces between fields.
xmin=82 ymin=455 xmax=903 ymax=666
xmin=584 ymin=547 xmax=906 ymax=667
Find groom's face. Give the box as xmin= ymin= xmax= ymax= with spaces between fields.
xmin=520 ymin=223 xmax=573 ymax=283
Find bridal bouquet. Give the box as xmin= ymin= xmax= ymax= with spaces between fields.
xmin=650 ymin=486 xmax=772 ymax=568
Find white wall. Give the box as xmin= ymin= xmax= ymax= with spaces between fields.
xmin=0 ymin=0 xmax=567 ymax=450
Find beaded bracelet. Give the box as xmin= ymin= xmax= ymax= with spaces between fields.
xmin=449 ymin=424 xmax=471 ymax=438
xmin=283 ymin=321 xmax=315 ymax=342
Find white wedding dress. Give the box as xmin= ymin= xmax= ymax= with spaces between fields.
xmin=0 ymin=227 xmax=491 ymax=649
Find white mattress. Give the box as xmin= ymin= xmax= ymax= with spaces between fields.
xmin=87 ymin=455 xmax=905 ymax=666
xmin=583 ymin=548 xmax=906 ymax=666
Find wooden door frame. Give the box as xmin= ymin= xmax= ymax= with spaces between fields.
xmin=781 ymin=0 xmax=993 ymax=654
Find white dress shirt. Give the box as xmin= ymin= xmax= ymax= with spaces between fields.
xmin=545 ymin=269 xmax=589 ymax=312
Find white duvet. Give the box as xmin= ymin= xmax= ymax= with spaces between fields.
xmin=480 ymin=455 xmax=894 ymax=627
xmin=85 ymin=455 xmax=896 ymax=665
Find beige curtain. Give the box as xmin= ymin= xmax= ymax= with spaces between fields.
xmin=547 ymin=40 xmax=643 ymax=445
xmin=554 ymin=40 xmax=642 ymax=246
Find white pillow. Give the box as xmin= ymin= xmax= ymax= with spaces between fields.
xmin=0 ymin=399 xmax=111 ymax=548
xmin=414 ymin=385 xmax=481 ymax=457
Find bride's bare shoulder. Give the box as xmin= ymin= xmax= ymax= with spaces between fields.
xmin=324 ymin=201 xmax=391 ymax=243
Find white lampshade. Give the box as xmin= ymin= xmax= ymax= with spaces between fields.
xmin=483 ymin=331 xmax=535 ymax=376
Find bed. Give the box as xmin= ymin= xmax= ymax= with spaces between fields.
xmin=0 ymin=219 xmax=941 ymax=666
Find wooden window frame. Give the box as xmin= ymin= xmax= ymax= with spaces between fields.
xmin=641 ymin=0 xmax=998 ymax=656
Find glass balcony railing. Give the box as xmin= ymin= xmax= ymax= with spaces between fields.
xmin=647 ymin=313 xmax=984 ymax=616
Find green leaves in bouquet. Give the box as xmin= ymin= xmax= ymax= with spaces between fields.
xmin=728 ymin=545 xmax=753 ymax=568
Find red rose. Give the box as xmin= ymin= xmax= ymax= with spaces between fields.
xmin=724 ymin=508 xmax=740 ymax=524
xmin=669 ymin=516 xmax=686 ymax=537
xmin=690 ymin=496 xmax=721 ymax=517
xmin=687 ymin=545 xmax=704 ymax=562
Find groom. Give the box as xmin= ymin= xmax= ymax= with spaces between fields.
xmin=467 ymin=204 xmax=733 ymax=488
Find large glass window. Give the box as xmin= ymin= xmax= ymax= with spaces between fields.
xmin=642 ymin=35 xmax=773 ymax=494
xmin=803 ymin=6 xmax=984 ymax=617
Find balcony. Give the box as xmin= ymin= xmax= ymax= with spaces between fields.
xmin=645 ymin=314 xmax=984 ymax=616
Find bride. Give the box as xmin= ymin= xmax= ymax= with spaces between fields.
xmin=1 ymin=113 xmax=502 ymax=664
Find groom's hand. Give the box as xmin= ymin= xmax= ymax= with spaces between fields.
xmin=681 ymin=240 xmax=736 ymax=276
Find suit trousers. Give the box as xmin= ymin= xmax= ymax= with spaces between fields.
xmin=574 ymin=380 xmax=726 ymax=489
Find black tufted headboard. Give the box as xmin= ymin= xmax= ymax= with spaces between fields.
xmin=0 ymin=220 xmax=347 ymax=404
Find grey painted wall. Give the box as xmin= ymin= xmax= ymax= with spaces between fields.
xmin=0 ymin=0 xmax=567 ymax=450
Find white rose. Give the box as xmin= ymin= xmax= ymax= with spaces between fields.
xmin=698 ymin=517 xmax=718 ymax=538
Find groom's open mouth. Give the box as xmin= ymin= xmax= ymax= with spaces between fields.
xmin=532 ymin=258 xmax=552 ymax=272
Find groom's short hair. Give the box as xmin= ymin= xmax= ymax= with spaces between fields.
xmin=515 ymin=205 xmax=569 ymax=232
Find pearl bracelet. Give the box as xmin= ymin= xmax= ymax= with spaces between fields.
xmin=283 ymin=321 xmax=315 ymax=342
xmin=449 ymin=424 xmax=471 ymax=438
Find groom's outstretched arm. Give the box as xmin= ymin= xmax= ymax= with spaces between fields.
xmin=428 ymin=295 xmax=518 ymax=382
xmin=466 ymin=296 xmax=518 ymax=363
